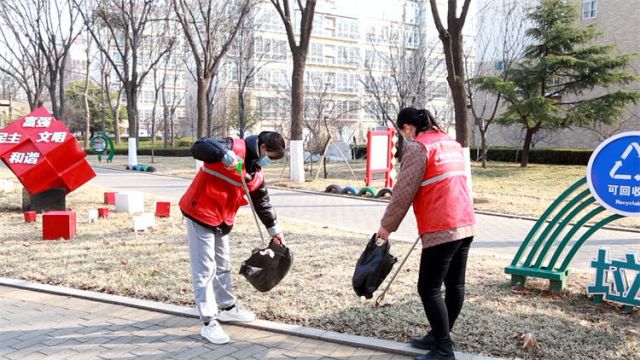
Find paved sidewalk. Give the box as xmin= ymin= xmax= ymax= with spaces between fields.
xmin=0 ymin=286 xmax=412 ymax=360
xmin=89 ymin=167 xmax=640 ymax=269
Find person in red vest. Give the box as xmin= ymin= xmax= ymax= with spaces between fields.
xmin=179 ymin=131 xmax=286 ymax=345
xmin=377 ymin=108 xmax=475 ymax=360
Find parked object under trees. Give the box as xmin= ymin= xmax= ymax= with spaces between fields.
xmin=474 ymin=0 xmax=640 ymax=167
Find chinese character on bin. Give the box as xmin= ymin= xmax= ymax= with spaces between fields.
xmin=7 ymin=151 xmax=40 ymax=164
xmin=0 ymin=132 xmax=22 ymax=144
xmin=588 ymin=248 xmax=640 ymax=308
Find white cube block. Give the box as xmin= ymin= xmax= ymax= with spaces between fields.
xmin=0 ymin=179 xmax=15 ymax=193
xmin=132 ymin=216 xmax=148 ymax=232
xmin=88 ymin=209 xmax=98 ymax=223
xmin=142 ymin=212 xmax=155 ymax=229
xmin=115 ymin=191 xmax=145 ymax=213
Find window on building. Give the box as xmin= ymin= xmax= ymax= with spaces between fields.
xmin=582 ymin=0 xmax=597 ymax=19
xmin=309 ymin=43 xmax=323 ymax=63
xmin=324 ymin=72 xmax=335 ymax=91
xmin=324 ymin=44 xmax=335 ymax=65
xmin=337 ymin=73 xmax=356 ymax=93
xmin=324 ymin=16 xmax=336 ymax=37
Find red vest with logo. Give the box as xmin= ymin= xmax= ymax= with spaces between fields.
xmin=412 ymin=130 xmax=475 ymax=234
xmin=179 ymin=138 xmax=264 ymax=227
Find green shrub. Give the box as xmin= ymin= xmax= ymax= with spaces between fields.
xmin=470 ymin=147 xmax=592 ymax=165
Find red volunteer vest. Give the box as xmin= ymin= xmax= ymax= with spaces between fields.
xmin=412 ymin=130 xmax=475 ymax=234
xmin=179 ymin=138 xmax=265 ymax=227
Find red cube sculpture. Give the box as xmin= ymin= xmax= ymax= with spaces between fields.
xmin=98 ymin=207 xmax=110 ymax=218
xmin=104 ymin=192 xmax=116 ymax=205
xmin=0 ymin=107 xmax=96 ymax=196
xmin=24 ymin=211 xmax=37 ymax=223
xmin=155 ymin=201 xmax=171 ymax=217
xmin=42 ymin=210 xmax=76 ymax=240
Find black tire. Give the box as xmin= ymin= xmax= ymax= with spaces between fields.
xmin=376 ymin=188 xmax=393 ymax=198
xmin=324 ymin=184 xmax=343 ymax=194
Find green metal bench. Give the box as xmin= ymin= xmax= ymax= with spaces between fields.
xmin=505 ymin=177 xmax=625 ymax=293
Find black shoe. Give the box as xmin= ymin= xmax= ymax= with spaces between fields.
xmin=414 ymin=350 xmax=456 ymax=360
xmin=411 ymin=333 xmax=435 ymax=350
xmin=415 ymin=342 xmax=455 ymax=360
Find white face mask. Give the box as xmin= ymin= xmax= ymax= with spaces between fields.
xmin=257 ymin=155 xmax=271 ymax=168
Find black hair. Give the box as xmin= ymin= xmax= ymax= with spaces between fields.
xmin=396 ymin=107 xmax=441 ymax=134
xmin=258 ymin=131 xmax=286 ymax=160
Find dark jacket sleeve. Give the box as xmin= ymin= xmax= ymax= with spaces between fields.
xmin=191 ymin=137 xmax=232 ymax=163
xmin=249 ymin=181 xmax=279 ymax=236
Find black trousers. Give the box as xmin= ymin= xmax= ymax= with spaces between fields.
xmin=417 ymin=237 xmax=473 ymax=346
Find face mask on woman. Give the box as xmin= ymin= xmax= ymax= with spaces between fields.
xmin=257 ymin=155 xmax=271 ymax=168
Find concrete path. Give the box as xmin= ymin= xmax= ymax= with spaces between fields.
xmin=89 ymin=167 xmax=640 ymax=270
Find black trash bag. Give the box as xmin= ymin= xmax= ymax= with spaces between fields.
xmin=352 ymin=234 xmax=397 ymax=299
xmin=239 ymin=239 xmax=293 ymax=292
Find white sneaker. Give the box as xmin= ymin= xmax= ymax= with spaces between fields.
xmin=200 ymin=321 xmax=230 ymax=344
xmin=216 ymin=306 xmax=256 ymax=322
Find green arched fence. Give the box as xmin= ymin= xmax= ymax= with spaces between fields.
xmin=505 ymin=177 xmax=625 ymax=293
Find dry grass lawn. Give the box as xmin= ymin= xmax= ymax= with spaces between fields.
xmin=0 ymin=170 xmax=638 ymax=359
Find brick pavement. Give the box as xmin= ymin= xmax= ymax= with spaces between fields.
xmin=0 ymin=286 xmax=412 ymax=360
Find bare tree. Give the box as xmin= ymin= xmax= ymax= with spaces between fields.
xmin=0 ymin=1 xmax=48 ymax=110
xmin=360 ymin=2 xmax=443 ymax=128
xmin=578 ymin=111 xmax=636 ymax=142
xmin=75 ymin=0 xmax=176 ymax=165
xmin=82 ymin=34 xmax=92 ymax=148
xmin=466 ymin=0 xmax=528 ymax=167
xmin=270 ymin=0 xmax=317 ymax=182
xmin=227 ymin=7 xmax=272 ymax=139
xmin=430 ymin=0 xmax=473 ymax=146
xmin=160 ymin=52 xmax=186 ymax=147
xmin=32 ymin=0 xmax=85 ymax=120
xmin=173 ymin=0 xmax=251 ymax=139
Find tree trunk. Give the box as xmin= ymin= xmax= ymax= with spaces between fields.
xmin=83 ymin=81 xmax=90 ymax=149
xmin=197 ymin=76 xmax=207 ymax=138
xmin=480 ymin=128 xmax=488 ymax=168
xmin=521 ymin=127 xmax=536 ymax=168
xmin=58 ymin=58 xmax=67 ymax=121
xmin=163 ymin=108 xmax=169 ymax=148
xmin=48 ymin=84 xmax=59 ymax=119
xmin=113 ymin=107 xmax=121 ymax=144
xmin=126 ymin=86 xmax=138 ymax=138
xmin=290 ymin=55 xmax=306 ymax=140
xmin=238 ymin=90 xmax=246 ymax=139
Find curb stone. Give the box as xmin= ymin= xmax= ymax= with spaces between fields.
xmin=0 ymin=277 xmax=503 ymax=360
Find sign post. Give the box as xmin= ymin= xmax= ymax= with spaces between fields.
xmin=90 ymin=132 xmax=115 ymax=163
xmin=585 ymin=131 xmax=639 ymax=309
xmin=365 ymin=128 xmax=397 ymax=188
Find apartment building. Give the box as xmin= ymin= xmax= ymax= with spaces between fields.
xmin=218 ymin=0 xmax=470 ymax=145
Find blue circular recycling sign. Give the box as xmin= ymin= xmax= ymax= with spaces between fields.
xmin=587 ymin=131 xmax=640 ymax=217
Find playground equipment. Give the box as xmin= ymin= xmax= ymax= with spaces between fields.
xmin=126 ymin=164 xmax=156 ymax=172
xmin=90 ymin=132 xmax=115 ymax=163
xmin=324 ymin=184 xmax=392 ymax=199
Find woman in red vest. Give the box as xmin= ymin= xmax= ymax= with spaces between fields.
xmin=180 ymin=131 xmax=286 ymax=345
xmin=377 ymin=108 xmax=475 ymax=360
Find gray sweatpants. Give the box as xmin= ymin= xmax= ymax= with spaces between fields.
xmin=186 ymin=218 xmax=236 ymax=323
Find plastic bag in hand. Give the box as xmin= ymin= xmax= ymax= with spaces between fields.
xmin=352 ymin=234 xmax=397 ymax=299
xmin=239 ymin=239 xmax=293 ymax=292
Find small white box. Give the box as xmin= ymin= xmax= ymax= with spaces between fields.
xmin=132 ymin=216 xmax=147 ymax=232
xmin=115 ymin=191 xmax=145 ymax=213
xmin=88 ymin=209 xmax=98 ymax=223
xmin=142 ymin=212 xmax=155 ymax=229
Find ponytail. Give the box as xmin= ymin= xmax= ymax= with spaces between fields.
xmin=397 ymin=107 xmax=441 ymax=134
